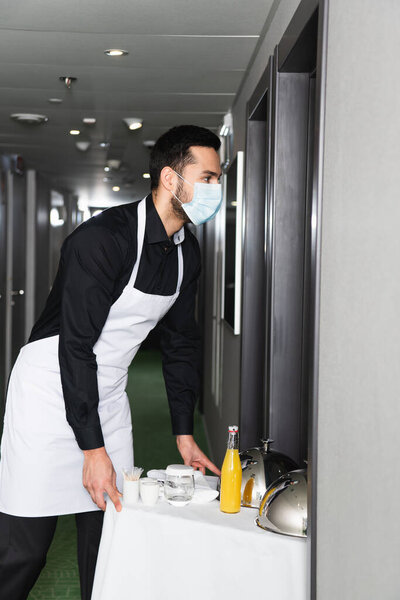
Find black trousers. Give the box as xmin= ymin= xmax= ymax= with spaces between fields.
xmin=0 ymin=509 xmax=104 ymax=600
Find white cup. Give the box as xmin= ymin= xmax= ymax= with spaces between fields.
xmin=123 ymin=479 xmax=140 ymax=506
xmin=140 ymin=478 xmax=160 ymax=506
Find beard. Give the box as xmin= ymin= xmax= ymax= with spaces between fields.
xmin=170 ymin=178 xmax=191 ymax=224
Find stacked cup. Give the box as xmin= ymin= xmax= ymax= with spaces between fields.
xmin=139 ymin=478 xmax=160 ymax=506
xmin=122 ymin=467 xmax=160 ymax=507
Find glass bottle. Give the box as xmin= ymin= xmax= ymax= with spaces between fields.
xmin=220 ymin=425 xmax=242 ymax=513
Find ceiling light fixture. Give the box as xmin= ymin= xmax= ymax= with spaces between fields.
xmin=219 ymin=112 xmax=233 ymax=137
xmin=219 ymin=124 xmax=230 ymax=136
xmin=48 ymin=98 xmax=63 ymax=104
xmin=99 ymin=141 xmax=110 ymax=149
xmin=69 ymin=129 xmax=80 ymax=135
xmin=59 ymin=76 xmax=77 ymax=89
xmin=143 ymin=140 xmax=155 ymax=148
xmin=11 ymin=113 xmax=48 ymax=125
xmin=75 ymin=141 xmax=91 ymax=152
xmin=82 ymin=117 xmax=96 ymax=125
xmin=104 ymin=49 xmax=128 ymax=57
xmin=104 ymin=166 xmax=110 ymax=172
xmin=142 ymin=173 xmax=150 ymax=179
xmin=107 ymin=159 xmax=121 ymax=170
xmin=123 ymin=117 xmax=143 ymax=131
xmin=112 ymin=186 xmax=120 ymax=192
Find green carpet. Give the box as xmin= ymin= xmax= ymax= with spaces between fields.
xmin=28 ymin=349 xmax=209 ymax=599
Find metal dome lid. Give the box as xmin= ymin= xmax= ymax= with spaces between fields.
xmin=240 ymin=439 xmax=298 ymax=509
xmin=255 ymin=469 xmax=307 ymax=538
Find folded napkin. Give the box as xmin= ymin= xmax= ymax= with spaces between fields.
xmin=192 ymin=471 xmax=219 ymax=504
xmin=147 ymin=469 xmax=219 ymax=504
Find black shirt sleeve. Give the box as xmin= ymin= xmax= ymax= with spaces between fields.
xmin=58 ymin=224 xmax=126 ymax=450
xmin=158 ymin=253 xmax=201 ymax=436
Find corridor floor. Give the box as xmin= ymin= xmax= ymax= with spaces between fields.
xmin=28 ymin=349 xmax=210 ymax=599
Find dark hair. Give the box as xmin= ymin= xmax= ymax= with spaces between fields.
xmin=149 ymin=125 xmax=221 ymax=190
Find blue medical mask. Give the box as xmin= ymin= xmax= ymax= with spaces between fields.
xmin=171 ymin=169 xmax=222 ymax=226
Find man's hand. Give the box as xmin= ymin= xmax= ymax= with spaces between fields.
xmin=176 ymin=435 xmax=221 ymax=476
xmin=82 ymin=447 xmax=122 ymax=512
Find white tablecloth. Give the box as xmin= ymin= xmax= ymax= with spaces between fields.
xmin=91 ymin=490 xmax=306 ymax=600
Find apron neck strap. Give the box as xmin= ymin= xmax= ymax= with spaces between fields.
xmin=176 ymin=245 xmax=183 ymax=294
xmin=130 ymin=197 xmax=184 ymax=295
xmin=130 ymin=198 xmax=146 ymax=286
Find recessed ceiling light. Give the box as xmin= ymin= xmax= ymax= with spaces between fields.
xmin=112 ymin=186 xmax=120 ymax=192
xmin=11 ymin=113 xmax=48 ymax=125
xmin=69 ymin=129 xmax=80 ymax=135
xmin=104 ymin=49 xmax=128 ymax=57
xmin=142 ymin=173 xmax=151 ymax=179
xmin=82 ymin=117 xmax=96 ymax=125
xmin=104 ymin=166 xmax=110 ymax=172
xmin=123 ymin=117 xmax=143 ymax=131
xmin=99 ymin=141 xmax=110 ymax=149
xmin=48 ymin=98 xmax=63 ymax=104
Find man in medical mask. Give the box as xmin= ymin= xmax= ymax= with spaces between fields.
xmin=149 ymin=125 xmax=223 ymax=472
xmin=0 ymin=125 xmax=222 ymax=599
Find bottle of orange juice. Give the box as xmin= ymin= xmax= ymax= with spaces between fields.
xmin=220 ymin=425 xmax=242 ymax=513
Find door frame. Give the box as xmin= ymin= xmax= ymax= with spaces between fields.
xmin=276 ymin=0 xmax=329 ymax=597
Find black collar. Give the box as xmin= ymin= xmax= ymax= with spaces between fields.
xmin=144 ymin=193 xmax=185 ymax=246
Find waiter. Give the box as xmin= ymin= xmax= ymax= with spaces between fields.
xmin=0 ymin=125 xmax=222 ymax=600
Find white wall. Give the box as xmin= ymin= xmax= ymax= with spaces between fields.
xmin=317 ymin=1 xmax=400 ymax=597
xmin=206 ymin=0 xmax=400 ymax=594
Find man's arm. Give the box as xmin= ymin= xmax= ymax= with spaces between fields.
xmin=58 ymin=224 xmax=126 ymax=510
xmin=158 ymin=271 xmax=220 ymax=476
xmin=158 ymin=277 xmax=201 ymax=436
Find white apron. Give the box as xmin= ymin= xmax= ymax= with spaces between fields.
xmin=0 ymin=198 xmax=184 ymax=517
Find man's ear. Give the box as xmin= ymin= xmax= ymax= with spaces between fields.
xmin=160 ymin=166 xmax=176 ymax=193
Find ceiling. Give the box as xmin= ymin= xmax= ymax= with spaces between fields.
xmin=0 ymin=0 xmax=274 ymax=207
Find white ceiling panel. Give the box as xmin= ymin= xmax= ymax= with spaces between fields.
xmin=0 ymin=64 xmax=243 ymax=94
xmin=0 ymin=89 xmax=233 ymax=113
xmin=0 ymin=0 xmax=274 ymax=35
xmin=0 ymin=0 xmax=274 ymax=204
xmin=0 ymin=110 xmax=223 ymax=133
xmin=0 ymin=31 xmax=257 ymax=71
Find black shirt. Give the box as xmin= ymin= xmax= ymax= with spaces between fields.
xmin=29 ymin=194 xmax=201 ymax=451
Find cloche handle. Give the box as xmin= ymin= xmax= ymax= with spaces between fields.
xmin=260 ymin=438 xmax=274 ymax=452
